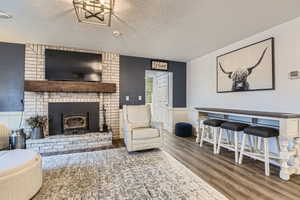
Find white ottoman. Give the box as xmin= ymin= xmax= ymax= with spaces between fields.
xmin=0 ymin=149 xmax=42 ymax=200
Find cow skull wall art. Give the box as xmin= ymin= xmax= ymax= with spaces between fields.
xmin=218 ymin=47 xmax=268 ymax=91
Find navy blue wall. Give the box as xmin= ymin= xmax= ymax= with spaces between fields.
xmin=120 ymin=55 xmax=186 ymax=108
xmin=169 ymin=60 xmax=187 ymax=107
xmin=0 ymin=42 xmax=25 ymax=111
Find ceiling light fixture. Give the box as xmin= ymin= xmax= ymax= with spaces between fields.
xmin=0 ymin=10 xmax=12 ymax=19
xmin=73 ymin=0 xmax=114 ymax=26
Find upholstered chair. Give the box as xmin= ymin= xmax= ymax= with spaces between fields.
xmin=123 ymin=105 xmax=163 ymax=152
xmin=0 ymin=124 xmax=10 ymax=149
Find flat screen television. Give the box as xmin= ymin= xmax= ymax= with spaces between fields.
xmin=45 ymin=49 xmax=102 ymax=82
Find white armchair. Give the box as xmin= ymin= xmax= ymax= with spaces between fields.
xmin=123 ymin=105 xmax=163 ymax=152
xmin=0 ymin=124 xmax=10 ymax=150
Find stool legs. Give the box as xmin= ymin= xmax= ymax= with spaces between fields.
xmin=239 ymin=134 xmax=273 ymax=176
xmin=217 ymin=129 xmax=240 ymax=163
xmin=238 ymin=133 xmax=247 ymax=164
xmin=217 ymin=128 xmax=223 ymax=154
xmin=199 ymin=125 xmax=206 ymax=147
xmin=226 ymin=131 xmax=232 ymax=145
xmin=200 ymin=125 xmax=220 ymax=154
xmin=213 ymin=127 xmax=217 ymax=154
xmin=264 ymin=138 xmax=270 ymax=176
xmin=234 ymin=131 xmax=239 ymax=163
xmin=196 ymin=120 xmax=204 ymax=144
xmin=248 ymin=135 xmax=254 ymax=153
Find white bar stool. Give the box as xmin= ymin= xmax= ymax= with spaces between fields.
xmin=200 ymin=119 xmax=225 ymax=154
xmin=239 ymin=126 xmax=280 ymax=176
xmin=217 ymin=122 xmax=249 ymax=163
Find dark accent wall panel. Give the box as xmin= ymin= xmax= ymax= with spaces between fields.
xmin=169 ymin=61 xmax=187 ymax=107
xmin=120 ymin=56 xmax=149 ymax=106
xmin=120 ymin=55 xmax=186 ymax=108
xmin=0 ymin=42 xmax=25 ymax=111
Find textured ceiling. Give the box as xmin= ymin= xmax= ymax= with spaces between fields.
xmin=1 ymin=0 xmax=300 ymax=61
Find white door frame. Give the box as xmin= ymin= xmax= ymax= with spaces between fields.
xmin=145 ymin=70 xmax=173 ymax=131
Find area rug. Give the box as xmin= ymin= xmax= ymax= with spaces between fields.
xmin=33 ymin=148 xmax=228 ymax=200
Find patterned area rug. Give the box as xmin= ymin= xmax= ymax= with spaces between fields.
xmin=34 ymin=148 xmax=228 ymax=200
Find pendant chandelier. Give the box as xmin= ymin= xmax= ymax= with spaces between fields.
xmin=73 ymin=0 xmax=114 ymax=26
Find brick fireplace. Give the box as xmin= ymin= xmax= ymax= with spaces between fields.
xmin=23 ymin=44 xmax=120 ymax=153
xmin=23 ymin=44 xmax=120 ymax=139
xmin=48 ymin=102 xmax=99 ymax=135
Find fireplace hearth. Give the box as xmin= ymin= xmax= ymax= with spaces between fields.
xmin=48 ymin=102 xmax=99 ymax=136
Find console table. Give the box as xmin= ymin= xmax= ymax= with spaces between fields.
xmin=194 ymin=107 xmax=300 ymax=180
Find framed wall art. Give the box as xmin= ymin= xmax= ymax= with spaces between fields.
xmin=216 ymin=37 xmax=275 ymax=93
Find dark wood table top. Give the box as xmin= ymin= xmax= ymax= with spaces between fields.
xmin=195 ymin=107 xmax=300 ymax=119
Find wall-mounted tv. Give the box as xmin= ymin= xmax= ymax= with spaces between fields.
xmin=45 ymin=49 xmax=102 ymax=82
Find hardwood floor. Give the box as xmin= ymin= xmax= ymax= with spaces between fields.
xmin=163 ymin=133 xmax=300 ymax=200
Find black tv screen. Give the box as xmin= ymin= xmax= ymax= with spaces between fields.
xmin=45 ymin=49 xmax=102 ymax=82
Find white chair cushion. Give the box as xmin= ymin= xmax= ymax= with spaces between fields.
xmin=126 ymin=105 xmax=151 ymax=128
xmin=132 ymin=137 xmax=162 ymax=145
xmin=132 ymin=128 xmax=159 ymax=140
xmin=0 ymin=149 xmax=40 ymax=177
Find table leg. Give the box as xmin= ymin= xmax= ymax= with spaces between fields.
xmin=279 ymin=137 xmax=290 ymax=180
xmin=196 ymin=120 xmax=201 ymax=144
xmin=196 ymin=121 xmax=200 ymax=144
xmin=294 ymin=137 xmax=300 ymax=175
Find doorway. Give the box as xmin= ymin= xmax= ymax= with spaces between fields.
xmin=145 ymin=70 xmax=173 ymax=131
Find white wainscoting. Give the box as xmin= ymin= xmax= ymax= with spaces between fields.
xmin=167 ymin=108 xmax=189 ymax=133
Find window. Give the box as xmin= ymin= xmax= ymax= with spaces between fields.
xmin=145 ymin=77 xmax=153 ymax=104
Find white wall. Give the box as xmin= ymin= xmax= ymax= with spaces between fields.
xmin=187 ymin=16 xmax=300 ymax=124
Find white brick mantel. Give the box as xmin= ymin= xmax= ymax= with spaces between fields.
xmin=24 ymin=44 xmax=120 ymax=138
